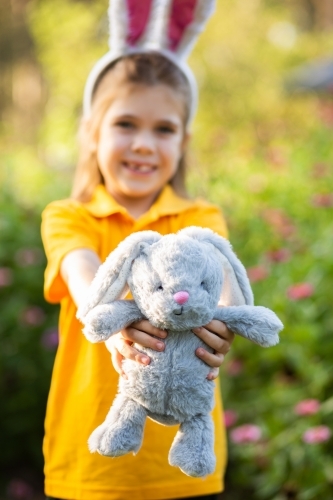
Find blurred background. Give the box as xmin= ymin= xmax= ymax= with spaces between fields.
xmin=1 ymin=0 xmax=333 ymax=499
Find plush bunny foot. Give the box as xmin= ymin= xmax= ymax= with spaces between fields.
xmin=88 ymin=395 xmax=147 ymax=457
xmin=169 ymin=414 xmax=215 ymax=477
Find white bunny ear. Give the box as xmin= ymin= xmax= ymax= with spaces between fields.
xmin=141 ymin=0 xmax=173 ymax=50
xmin=108 ymin=0 xmax=129 ymax=55
xmin=107 ymin=0 xmax=216 ymax=58
xmin=83 ymin=0 xmax=216 ymax=122
xmin=179 ymin=227 xmax=254 ymax=307
xmin=77 ymin=231 xmax=161 ymax=320
xmin=165 ymin=0 xmax=216 ymax=59
xmin=109 ymin=0 xmax=157 ymax=54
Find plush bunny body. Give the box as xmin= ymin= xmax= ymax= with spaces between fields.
xmin=77 ymin=227 xmax=283 ymax=477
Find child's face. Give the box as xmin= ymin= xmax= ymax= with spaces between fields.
xmin=95 ymin=84 xmax=188 ymax=203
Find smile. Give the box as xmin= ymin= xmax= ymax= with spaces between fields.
xmin=123 ymin=161 xmax=157 ymax=174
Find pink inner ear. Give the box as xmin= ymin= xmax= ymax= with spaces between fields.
xmin=126 ymin=0 xmax=153 ymax=46
xmin=168 ymin=0 xmax=198 ymax=51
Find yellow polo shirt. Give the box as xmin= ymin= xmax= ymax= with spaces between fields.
xmin=41 ymin=184 xmax=228 ymax=500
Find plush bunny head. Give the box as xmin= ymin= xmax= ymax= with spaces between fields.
xmin=78 ymin=227 xmax=254 ymax=331
xmin=129 ymin=233 xmax=223 ymax=329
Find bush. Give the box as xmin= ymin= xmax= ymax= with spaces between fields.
xmin=0 ymin=189 xmax=58 ymax=498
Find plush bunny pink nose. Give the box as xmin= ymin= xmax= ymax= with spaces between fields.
xmin=173 ymin=291 xmax=189 ymax=305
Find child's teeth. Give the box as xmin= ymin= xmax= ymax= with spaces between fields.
xmin=129 ymin=163 xmax=153 ymax=171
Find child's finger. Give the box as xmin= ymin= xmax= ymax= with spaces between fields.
xmin=115 ymin=337 xmax=151 ymax=366
xmin=195 ymin=347 xmax=224 ymax=368
xmin=207 ymin=367 xmax=219 ymax=380
xmin=110 ymin=348 xmax=127 ymax=378
xmin=130 ymin=320 xmax=167 ymax=339
xmin=204 ymin=320 xmax=235 ymax=343
xmin=192 ymin=326 xmax=231 ymax=355
xmin=122 ymin=325 xmax=166 ymax=352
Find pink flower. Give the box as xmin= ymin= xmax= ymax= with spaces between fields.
xmin=7 ymin=478 xmax=33 ymax=499
xmin=224 ymin=410 xmax=238 ymax=428
xmin=287 ymin=283 xmax=314 ymax=300
xmin=266 ymin=248 xmax=290 ymax=263
xmin=225 ymin=358 xmax=244 ymax=376
xmin=247 ymin=266 xmax=269 ymax=283
xmin=303 ymin=426 xmax=331 ymax=444
xmin=311 ymin=193 xmax=333 ymax=208
xmin=266 ymin=147 xmax=286 ymax=168
xmin=311 ymin=162 xmax=329 ymax=178
xmin=15 ymin=248 xmax=43 ymax=266
xmin=294 ymin=399 xmax=320 ymax=416
xmin=318 ymin=100 xmax=333 ymax=127
xmin=262 ymin=208 xmax=296 ymax=239
xmin=230 ymin=424 xmax=262 ymax=444
xmin=21 ymin=306 xmax=45 ymax=326
xmin=41 ymin=328 xmax=59 ymax=350
xmin=0 ymin=267 xmax=13 ymax=287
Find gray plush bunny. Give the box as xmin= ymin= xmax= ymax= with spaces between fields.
xmin=77 ymin=227 xmax=283 ymax=478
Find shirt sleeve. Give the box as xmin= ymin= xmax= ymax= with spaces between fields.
xmin=41 ymin=200 xmax=100 ymax=304
xmin=175 ymin=201 xmax=229 ymax=239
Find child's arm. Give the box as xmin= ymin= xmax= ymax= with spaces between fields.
xmin=60 ymin=249 xmax=167 ymax=362
xmin=61 ymin=248 xmax=101 ymax=306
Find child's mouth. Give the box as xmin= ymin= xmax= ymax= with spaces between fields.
xmin=123 ymin=161 xmax=157 ymax=175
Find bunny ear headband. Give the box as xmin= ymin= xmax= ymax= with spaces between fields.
xmin=83 ymin=0 xmax=216 ymax=126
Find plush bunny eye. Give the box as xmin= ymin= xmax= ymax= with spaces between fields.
xmin=157 ymin=285 xmax=164 ymax=291
xmin=200 ymin=280 xmax=209 ymax=291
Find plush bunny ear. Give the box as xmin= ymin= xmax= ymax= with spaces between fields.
xmin=179 ymin=227 xmax=254 ymax=307
xmin=77 ymin=231 xmax=161 ymax=321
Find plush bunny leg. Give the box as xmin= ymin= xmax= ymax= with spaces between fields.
xmin=214 ymin=305 xmax=283 ymax=347
xmin=88 ymin=393 xmax=147 ymax=457
xmin=82 ymin=300 xmax=144 ymax=343
xmin=169 ymin=414 xmax=215 ymax=478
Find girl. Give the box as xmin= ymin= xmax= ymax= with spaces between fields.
xmin=41 ymin=3 xmax=233 ymax=500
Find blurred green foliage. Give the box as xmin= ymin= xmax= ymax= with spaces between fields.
xmin=1 ymin=0 xmax=333 ymax=499
xmin=0 ymin=190 xmax=59 ymax=498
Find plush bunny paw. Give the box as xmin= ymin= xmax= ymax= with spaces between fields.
xmin=89 ymin=397 xmax=147 ymax=457
xmin=88 ymin=422 xmax=142 ymax=457
xmin=214 ymin=305 xmax=283 ymax=347
xmin=169 ymin=415 xmax=216 ymax=477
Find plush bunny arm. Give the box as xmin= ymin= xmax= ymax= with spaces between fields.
xmin=81 ymin=300 xmax=145 ymax=343
xmin=214 ymin=306 xmax=283 ymax=347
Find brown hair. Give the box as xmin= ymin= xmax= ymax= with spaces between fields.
xmin=71 ymin=52 xmax=191 ymax=202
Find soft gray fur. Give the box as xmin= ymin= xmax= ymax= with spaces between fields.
xmin=77 ymin=227 xmax=283 ymax=477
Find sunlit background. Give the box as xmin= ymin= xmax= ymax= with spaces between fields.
xmin=1 ymin=1 xmax=333 ymax=499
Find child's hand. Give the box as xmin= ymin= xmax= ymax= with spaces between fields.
xmin=104 ymin=320 xmax=167 ymax=378
xmin=192 ymin=321 xmax=235 ymax=380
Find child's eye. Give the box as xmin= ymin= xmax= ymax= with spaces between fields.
xmin=116 ymin=121 xmax=134 ymax=129
xmin=156 ymin=126 xmax=175 ymax=134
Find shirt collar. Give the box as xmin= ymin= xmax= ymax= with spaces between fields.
xmin=84 ymin=184 xmax=195 ymax=221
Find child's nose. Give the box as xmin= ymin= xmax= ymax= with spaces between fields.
xmin=132 ymin=130 xmax=155 ymax=153
xmin=173 ymin=291 xmax=189 ymax=305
